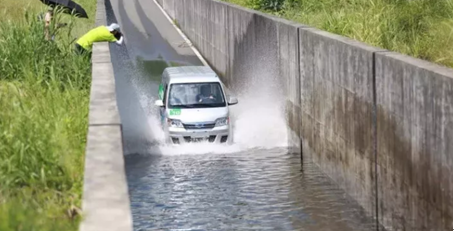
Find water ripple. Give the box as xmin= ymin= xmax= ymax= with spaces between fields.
xmin=126 ymin=148 xmax=376 ymax=231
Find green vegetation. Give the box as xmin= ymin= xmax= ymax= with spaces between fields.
xmin=225 ymin=0 xmax=453 ymax=67
xmin=0 ymin=0 xmax=95 ymax=230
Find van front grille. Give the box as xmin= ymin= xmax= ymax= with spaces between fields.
xmin=183 ymin=123 xmax=215 ymax=130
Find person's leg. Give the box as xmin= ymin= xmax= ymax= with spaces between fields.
xmin=74 ymin=43 xmax=82 ymax=55
xmin=74 ymin=43 xmax=88 ymax=55
xmin=74 ymin=43 xmax=92 ymax=63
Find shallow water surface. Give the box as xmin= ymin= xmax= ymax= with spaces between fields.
xmin=125 ymin=148 xmax=377 ymax=231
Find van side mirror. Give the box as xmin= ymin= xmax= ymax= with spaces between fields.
xmin=228 ymin=96 xmax=238 ymax=106
xmin=155 ymin=99 xmax=164 ymax=107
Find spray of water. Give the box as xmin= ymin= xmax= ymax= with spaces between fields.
xmin=115 ymin=47 xmax=288 ymax=156
xmin=125 ymin=67 xmax=288 ymax=156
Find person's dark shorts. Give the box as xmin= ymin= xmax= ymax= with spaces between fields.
xmin=74 ymin=43 xmax=91 ymax=56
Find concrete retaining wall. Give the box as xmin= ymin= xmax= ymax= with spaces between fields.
xmin=278 ymin=19 xmax=303 ymax=154
xmin=158 ymin=0 xmax=453 ymax=230
xmin=79 ymin=0 xmax=133 ymax=230
xmin=375 ymin=52 xmax=453 ymax=230
xmin=299 ymin=27 xmax=383 ymax=222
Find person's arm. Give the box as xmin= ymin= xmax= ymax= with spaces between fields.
xmin=109 ymin=32 xmax=124 ymax=45
xmin=44 ymin=12 xmax=51 ymax=40
xmin=115 ymin=36 xmax=124 ymax=45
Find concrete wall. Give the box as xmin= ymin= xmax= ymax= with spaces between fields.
xmin=375 ymin=52 xmax=453 ymax=230
xmin=79 ymin=0 xmax=133 ymax=230
xmin=158 ymin=0 xmax=453 ymax=230
xmin=278 ymin=19 xmax=303 ymax=154
xmin=299 ymin=27 xmax=383 ymax=223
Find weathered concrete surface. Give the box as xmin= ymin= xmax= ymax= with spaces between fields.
xmin=89 ymin=59 xmax=120 ymax=125
xmin=299 ymin=27 xmax=384 ymax=225
xmin=79 ymin=0 xmax=132 ymax=230
xmin=80 ymin=126 xmax=132 ymax=231
xmin=224 ymin=3 xmax=256 ymax=88
xmin=173 ymin=0 xmax=186 ymax=33
xmin=91 ymin=43 xmax=112 ymax=63
xmin=95 ymin=0 xmax=107 ymax=26
xmin=162 ymin=0 xmax=174 ymax=19
xmin=375 ymin=52 xmax=453 ymax=231
xmin=197 ymin=0 xmax=229 ymax=77
xmin=80 ymin=43 xmax=133 ymax=231
xmin=277 ymin=19 xmax=304 ymax=154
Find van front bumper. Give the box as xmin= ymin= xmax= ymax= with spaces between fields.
xmin=168 ymin=125 xmax=230 ymax=144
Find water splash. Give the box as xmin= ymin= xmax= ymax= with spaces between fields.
xmin=125 ymin=62 xmax=288 ymax=156
xmin=115 ymin=47 xmax=288 ymax=156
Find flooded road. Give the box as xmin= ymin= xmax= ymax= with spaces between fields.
xmin=106 ymin=0 xmax=378 ymax=230
xmin=125 ymin=149 xmax=376 ymax=231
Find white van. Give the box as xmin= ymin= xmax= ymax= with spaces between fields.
xmin=154 ymin=66 xmax=238 ymax=144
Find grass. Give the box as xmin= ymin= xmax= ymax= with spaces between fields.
xmin=225 ymin=0 xmax=453 ymax=67
xmin=0 ymin=0 xmax=95 ymax=230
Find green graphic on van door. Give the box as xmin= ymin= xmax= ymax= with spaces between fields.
xmin=169 ymin=109 xmax=181 ymax=116
xmin=158 ymin=84 xmax=164 ymax=100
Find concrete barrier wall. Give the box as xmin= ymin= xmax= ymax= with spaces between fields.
xmin=277 ymin=20 xmax=304 ymax=154
xmin=375 ymin=52 xmax=453 ymax=230
xmin=299 ymin=27 xmax=383 ymax=222
xmin=158 ymin=0 xmax=453 ymax=230
xmin=79 ymin=0 xmax=133 ymax=230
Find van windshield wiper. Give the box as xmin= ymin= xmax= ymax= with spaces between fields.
xmin=200 ymin=104 xmax=223 ymax=107
xmin=171 ymin=104 xmax=194 ymax=108
xmin=170 ymin=103 xmax=224 ymax=108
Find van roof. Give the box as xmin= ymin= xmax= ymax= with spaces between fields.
xmin=164 ymin=66 xmax=220 ymax=84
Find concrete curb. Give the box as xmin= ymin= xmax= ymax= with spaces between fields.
xmin=78 ymin=0 xmax=133 ymax=230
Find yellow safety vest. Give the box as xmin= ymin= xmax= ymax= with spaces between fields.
xmin=76 ymin=26 xmax=117 ymax=51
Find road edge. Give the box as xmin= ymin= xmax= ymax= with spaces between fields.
xmin=152 ymin=0 xmax=209 ymax=66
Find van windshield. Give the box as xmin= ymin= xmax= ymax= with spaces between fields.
xmin=167 ymin=82 xmax=226 ymax=108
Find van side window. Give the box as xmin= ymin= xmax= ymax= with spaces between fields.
xmin=163 ymin=84 xmax=168 ymax=104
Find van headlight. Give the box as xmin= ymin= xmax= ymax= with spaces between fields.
xmin=167 ymin=119 xmax=183 ymax=128
xmin=215 ymin=117 xmax=229 ymax=127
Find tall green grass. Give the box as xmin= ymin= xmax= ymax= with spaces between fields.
xmin=0 ymin=3 xmax=93 ymax=230
xmin=226 ymin=0 xmax=453 ymax=67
